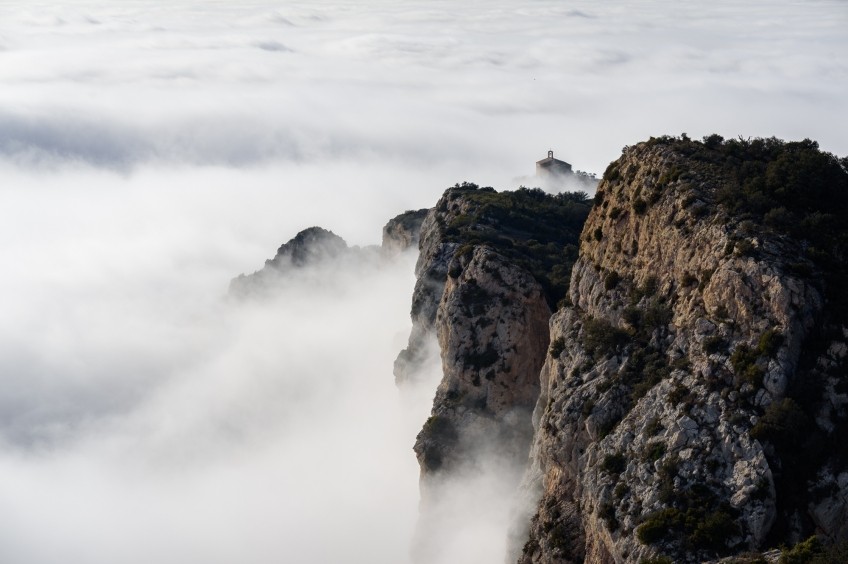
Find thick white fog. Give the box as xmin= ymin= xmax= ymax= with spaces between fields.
xmin=0 ymin=1 xmax=846 ymax=563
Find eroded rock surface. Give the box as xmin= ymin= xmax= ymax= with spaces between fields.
xmin=520 ymin=138 xmax=848 ymax=563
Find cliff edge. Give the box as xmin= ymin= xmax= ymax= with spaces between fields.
xmin=521 ymin=136 xmax=848 ymax=563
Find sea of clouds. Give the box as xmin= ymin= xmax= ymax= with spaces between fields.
xmin=0 ymin=1 xmax=845 ymax=563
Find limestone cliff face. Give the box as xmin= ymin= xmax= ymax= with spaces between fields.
xmin=520 ymin=139 xmax=848 ymax=563
xmin=399 ymin=187 xmax=553 ymax=479
xmin=396 ymin=184 xmax=592 ymax=563
xmin=396 ymin=185 xmax=591 ymax=479
xmin=414 ymin=244 xmax=551 ymax=477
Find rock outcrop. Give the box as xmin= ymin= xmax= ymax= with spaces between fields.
xmin=229 ymin=226 xmax=351 ymax=297
xmin=382 ymin=208 xmax=429 ymax=256
xmin=520 ymin=137 xmax=848 ymax=563
xmin=230 ymin=211 xmax=427 ymax=299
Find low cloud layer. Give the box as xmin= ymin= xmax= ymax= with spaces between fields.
xmin=0 ymin=1 xmax=845 ymax=562
xmin=1 ymin=1 xmax=844 ymax=176
xmin=0 ymin=238 xmax=436 ymax=563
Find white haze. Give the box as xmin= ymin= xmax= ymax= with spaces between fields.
xmin=0 ymin=1 xmax=845 ymax=563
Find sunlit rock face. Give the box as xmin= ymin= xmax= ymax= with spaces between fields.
xmin=520 ymin=137 xmax=848 ymax=563
xmin=395 ymin=138 xmax=848 ymax=564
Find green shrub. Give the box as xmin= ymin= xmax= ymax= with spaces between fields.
xmin=605 ymin=270 xmax=622 ymax=290
xmin=644 ymin=441 xmax=667 ymax=462
xmin=626 ymin=346 xmax=671 ymax=402
xmin=780 ymin=536 xmax=821 ymax=564
xmin=644 ymin=299 xmax=673 ymax=328
xmin=549 ymin=337 xmax=566 ymax=358
xmin=757 ymin=329 xmax=783 ymax=356
xmin=689 ymin=510 xmax=739 ymax=552
xmin=667 ymin=383 xmax=689 ymax=404
xmin=601 ymin=453 xmax=627 ymax=475
xmin=632 ymin=275 xmax=659 ymax=303
xmin=604 ymin=162 xmax=620 ymax=181
xmin=640 ymin=558 xmax=673 ymax=564
xmin=735 ymin=239 xmax=755 ymax=256
xmin=811 ymin=540 xmax=848 ymax=564
xmin=727 ymin=555 xmax=768 ymax=564
xmin=730 ymin=344 xmax=760 ymax=386
xmin=582 ymin=318 xmax=630 ymax=357
xmin=440 ymin=183 xmax=592 ymax=309
xmin=704 ymin=335 xmax=727 ymax=354
xmin=463 ymin=345 xmax=499 ymax=369
xmin=637 ymin=508 xmax=680 ymax=544
xmin=751 ymin=398 xmax=808 ymax=448
xmin=623 ymin=306 xmax=642 ymax=327
xmin=698 ymin=267 xmax=716 ymax=291
xmin=633 ymin=198 xmax=648 ymax=214
xmin=598 ymin=501 xmax=619 ymax=531
xmin=422 ymin=415 xmax=457 ymax=440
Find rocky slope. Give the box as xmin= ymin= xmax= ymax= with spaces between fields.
xmin=519 ymin=137 xmax=848 ymax=563
xmin=398 ymin=138 xmax=848 ymax=564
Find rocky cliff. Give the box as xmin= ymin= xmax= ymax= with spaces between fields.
xmin=399 ymin=138 xmax=848 ymax=564
xmin=382 ymin=209 xmax=429 ymax=256
xmin=519 ymin=136 xmax=848 ymax=563
xmin=393 ymin=184 xmax=591 ymax=562
xmin=394 ymin=185 xmax=591 ymax=479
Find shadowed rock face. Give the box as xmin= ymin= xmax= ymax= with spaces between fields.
xmin=382 ymin=208 xmax=428 ymax=256
xmin=268 ymin=226 xmax=348 ymax=267
xmin=228 ymin=226 xmax=350 ymax=297
xmin=414 ymin=245 xmax=551 ymax=476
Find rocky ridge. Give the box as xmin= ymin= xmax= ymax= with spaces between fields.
xmin=398 ymin=138 xmax=848 ymax=563
xmin=229 ymin=216 xmax=423 ymax=298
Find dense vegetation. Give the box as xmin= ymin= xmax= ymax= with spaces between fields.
xmin=437 ymin=182 xmax=593 ymax=308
